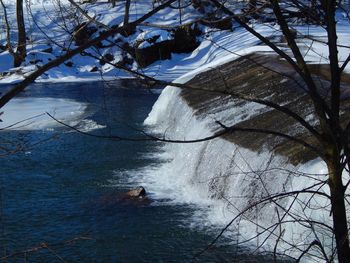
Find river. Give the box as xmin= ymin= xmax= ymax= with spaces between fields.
xmin=0 ymin=81 xmax=287 ymax=262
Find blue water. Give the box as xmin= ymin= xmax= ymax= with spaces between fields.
xmin=0 ymin=81 xmax=288 ymax=262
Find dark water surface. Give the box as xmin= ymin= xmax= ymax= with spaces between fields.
xmin=0 ymin=81 xmax=287 ymax=262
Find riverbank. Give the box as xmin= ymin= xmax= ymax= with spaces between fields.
xmin=1 ymin=1 xmax=350 ymax=86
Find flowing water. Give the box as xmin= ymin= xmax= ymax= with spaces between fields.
xmin=0 ymin=81 xmax=286 ymax=263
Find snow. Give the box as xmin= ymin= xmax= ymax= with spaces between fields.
xmin=295 ymin=24 xmax=350 ymax=72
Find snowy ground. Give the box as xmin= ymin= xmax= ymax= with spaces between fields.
xmin=0 ymin=1 xmax=349 ymax=85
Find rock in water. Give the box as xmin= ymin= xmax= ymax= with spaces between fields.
xmin=96 ymin=186 xmax=149 ymax=208
xmin=125 ymin=186 xmax=146 ymax=198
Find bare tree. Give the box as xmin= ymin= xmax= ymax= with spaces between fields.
xmin=0 ymin=0 xmax=27 ymax=67
xmin=15 ymin=0 xmax=26 ymax=67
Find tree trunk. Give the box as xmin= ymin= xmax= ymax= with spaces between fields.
xmin=122 ymin=0 xmax=134 ymax=36
xmin=123 ymin=0 xmax=131 ymax=26
xmin=327 ymin=157 xmax=350 ymax=263
xmin=15 ymin=0 xmax=26 ymax=67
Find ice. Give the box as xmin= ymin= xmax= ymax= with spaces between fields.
xmin=0 ymin=97 xmax=103 ymax=132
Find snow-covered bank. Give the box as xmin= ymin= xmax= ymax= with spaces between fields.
xmin=1 ymin=1 xmax=349 ymax=85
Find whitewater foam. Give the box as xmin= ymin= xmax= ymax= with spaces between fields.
xmin=140 ymin=83 xmax=337 ymax=262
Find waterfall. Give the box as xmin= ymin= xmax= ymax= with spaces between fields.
xmin=142 ymin=84 xmax=334 ymax=262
